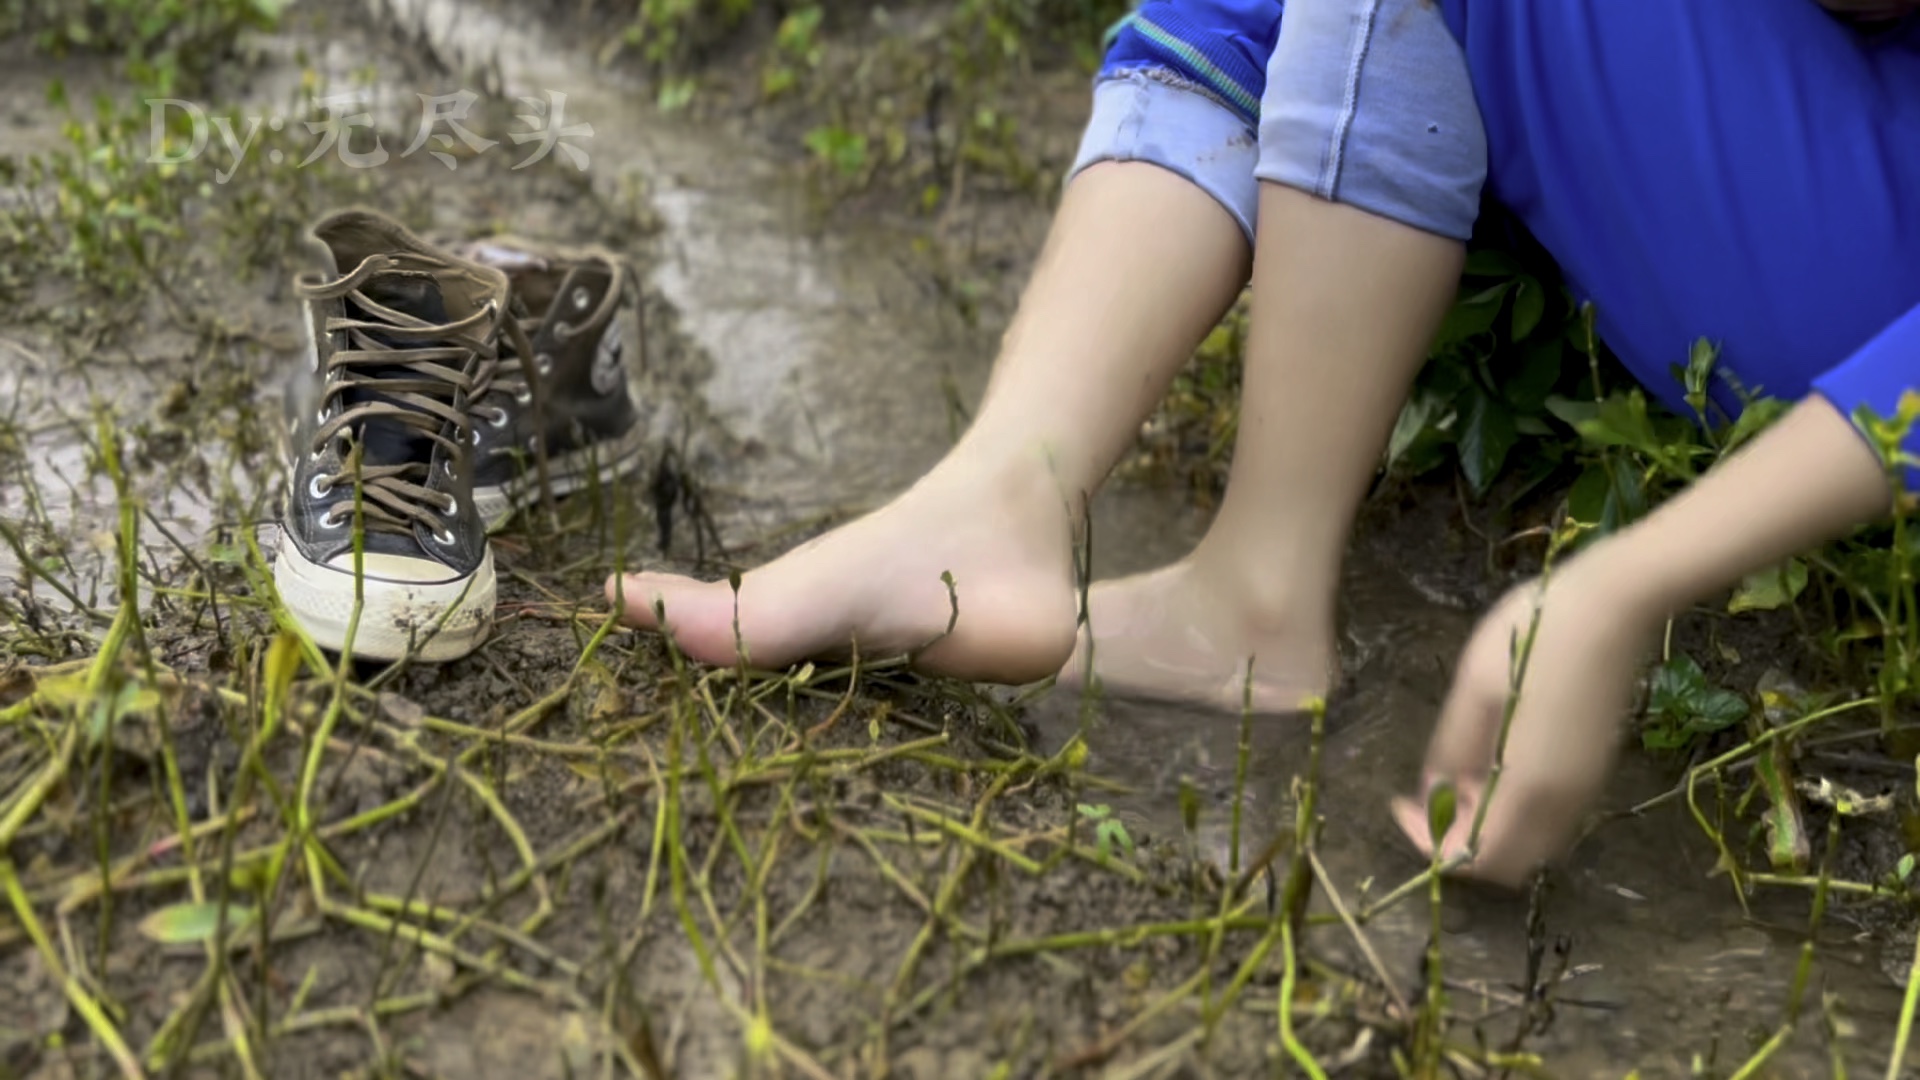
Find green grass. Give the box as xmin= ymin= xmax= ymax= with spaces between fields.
xmin=4 ymin=2 xmax=1920 ymax=1077
xmin=4 ymin=0 xmax=284 ymax=94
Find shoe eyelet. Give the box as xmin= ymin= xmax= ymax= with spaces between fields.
xmin=571 ymin=286 xmax=590 ymax=310
xmin=487 ymin=407 xmax=510 ymax=429
xmin=308 ymin=473 xmax=333 ymax=498
xmin=534 ymin=353 xmax=552 ymax=376
xmin=470 ymin=427 xmax=481 ymax=446
xmin=514 ymin=390 xmax=532 ymax=406
xmin=440 ymin=458 xmax=453 ymax=476
xmin=319 ymin=506 xmax=347 ymax=529
xmin=431 ymin=527 xmax=457 ymax=547
xmin=441 ymin=494 xmax=458 ymax=515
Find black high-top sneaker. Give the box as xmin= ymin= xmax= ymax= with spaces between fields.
xmin=274 ymin=210 xmax=524 ymax=662
xmin=455 ymin=237 xmax=648 ymax=531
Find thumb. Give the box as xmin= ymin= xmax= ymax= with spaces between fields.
xmin=1390 ymin=774 xmax=1485 ymax=862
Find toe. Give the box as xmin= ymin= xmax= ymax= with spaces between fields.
xmin=606 ymin=573 xmax=669 ymax=629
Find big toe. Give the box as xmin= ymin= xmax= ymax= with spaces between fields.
xmin=605 ymin=573 xmax=661 ymax=627
xmin=606 ymin=572 xmax=717 ymax=630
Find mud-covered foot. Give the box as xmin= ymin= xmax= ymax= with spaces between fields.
xmin=1057 ymin=559 xmax=1337 ymax=714
xmin=606 ymin=463 xmax=1080 ymax=682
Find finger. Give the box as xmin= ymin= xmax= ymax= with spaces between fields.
xmin=1446 ymin=784 xmax=1554 ymax=889
xmin=1389 ymin=776 xmax=1485 ymax=861
xmin=1391 ymin=795 xmax=1436 ymax=858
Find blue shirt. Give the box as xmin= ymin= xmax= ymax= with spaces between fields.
xmin=1101 ymin=0 xmax=1920 ymax=483
xmin=1103 ymin=0 xmax=1282 ymax=127
xmin=1438 ymin=0 xmax=1920 ymax=483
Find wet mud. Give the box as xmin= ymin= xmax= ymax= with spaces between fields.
xmin=2 ymin=1 xmax=1917 ymax=1077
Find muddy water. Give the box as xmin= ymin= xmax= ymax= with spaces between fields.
xmin=0 ymin=311 xmax=250 ymax=612
xmin=376 ymin=0 xmax=997 ymax=524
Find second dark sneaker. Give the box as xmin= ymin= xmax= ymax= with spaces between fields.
xmin=456 ymin=237 xmax=649 ymax=531
xmin=274 ymin=210 xmax=518 ymax=662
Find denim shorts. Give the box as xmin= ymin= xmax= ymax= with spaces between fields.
xmin=1068 ymin=0 xmax=1487 ymax=243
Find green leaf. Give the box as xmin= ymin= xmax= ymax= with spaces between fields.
xmin=1505 ymin=340 xmax=1566 ymax=416
xmin=1640 ymin=721 xmax=1691 ymax=752
xmin=1688 ymin=690 xmax=1748 ymax=732
xmin=803 ymin=125 xmax=868 ymax=176
xmin=1510 ymin=278 xmax=1547 ymax=340
xmin=1575 ymin=390 xmax=1665 ymax=458
xmin=1753 ymin=743 xmax=1808 ymax=873
xmin=1720 ymin=396 xmax=1788 ymax=454
xmin=1567 ymin=462 xmax=1611 ymax=527
xmin=1457 ymin=390 xmax=1517 ymax=496
xmin=1566 ymin=455 xmax=1647 ymax=535
xmin=1728 ymin=558 xmax=1809 ymax=615
xmin=1685 ymin=338 xmax=1719 ymax=400
xmin=1649 ymin=655 xmax=1747 ymax=734
xmin=88 ymin=680 xmax=143 ymax=745
xmin=1433 ymin=283 xmax=1509 ymax=347
xmin=137 ymin=902 xmax=256 ymax=945
xmin=656 ymin=79 xmax=696 ymax=112
xmin=1385 ymin=385 xmax=1454 ymax=475
xmin=1424 ymin=782 xmax=1457 ymax=848
xmin=1544 ymin=395 xmax=1600 ymax=429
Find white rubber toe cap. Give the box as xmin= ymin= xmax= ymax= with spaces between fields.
xmin=274 ymin=540 xmax=496 ymax=662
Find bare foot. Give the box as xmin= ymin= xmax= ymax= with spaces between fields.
xmin=606 ymin=462 xmax=1080 ymax=682
xmin=1058 ymin=558 xmax=1338 ymax=714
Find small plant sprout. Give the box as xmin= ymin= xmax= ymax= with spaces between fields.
xmin=1076 ymin=803 xmax=1135 ymax=863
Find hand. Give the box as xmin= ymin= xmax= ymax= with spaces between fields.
xmin=1392 ymin=397 xmax=1893 ymax=887
xmin=1391 ymin=562 xmax=1658 ymax=887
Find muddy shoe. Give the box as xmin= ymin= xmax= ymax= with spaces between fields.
xmin=274 ymin=209 xmax=523 ymax=663
xmin=458 ymin=237 xmax=648 ymax=531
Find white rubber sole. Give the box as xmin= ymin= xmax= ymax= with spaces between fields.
xmin=474 ymin=423 xmax=649 ymax=532
xmin=273 ymin=538 xmax=496 ymax=663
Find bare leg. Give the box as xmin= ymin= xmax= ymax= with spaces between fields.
xmin=1061 ymin=182 xmax=1466 ymax=712
xmin=606 ymin=162 xmax=1250 ymax=680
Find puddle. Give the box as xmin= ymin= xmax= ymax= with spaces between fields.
xmin=376 ymin=0 xmax=996 ymax=523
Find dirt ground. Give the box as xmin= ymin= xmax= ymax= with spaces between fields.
xmin=3 ymin=1 xmax=1919 ymax=1078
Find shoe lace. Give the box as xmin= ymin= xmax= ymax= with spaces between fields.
xmin=297 ymin=252 xmax=532 ymax=536
xmin=467 ymin=262 xmax=630 ymax=423
xmin=468 ymin=309 xmax=544 ymax=426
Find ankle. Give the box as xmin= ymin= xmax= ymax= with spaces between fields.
xmin=1185 ymin=542 xmax=1337 ymax=639
xmin=925 ymin=435 xmax=1091 ymax=525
